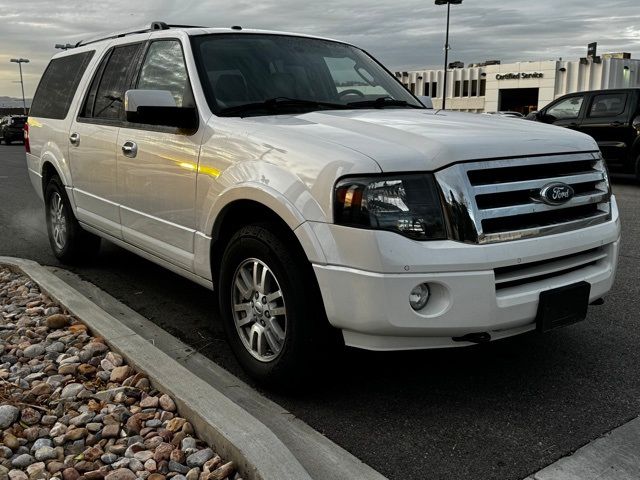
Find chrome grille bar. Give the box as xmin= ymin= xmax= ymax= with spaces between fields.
xmin=435 ymin=152 xmax=612 ymax=244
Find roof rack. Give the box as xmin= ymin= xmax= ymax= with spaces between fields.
xmin=74 ymin=21 xmax=204 ymax=48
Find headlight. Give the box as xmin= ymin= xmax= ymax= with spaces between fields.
xmin=334 ymin=174 xmax=446 ymax=240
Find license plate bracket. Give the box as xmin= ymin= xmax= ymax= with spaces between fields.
xmin=536 ymin=282 xmax=591 ymax=333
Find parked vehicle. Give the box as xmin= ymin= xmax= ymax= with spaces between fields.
xmin=26 ymin=23 xmax=620 ymax=384
xmin=527 ymin=88 xmax=640 ymax=179
xmin=0 ymin=115 xmax=27 ymax=144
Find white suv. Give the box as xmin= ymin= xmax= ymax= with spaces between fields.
xmin=26 ymin=23 xmax=620 ymax=384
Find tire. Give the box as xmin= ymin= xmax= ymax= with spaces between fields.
xmin=218 ymin=223 xmax=331 ymax=386
xmin=44 ymin=175 xmax=101 ymax=263
xmin=635 ymin=154 xmax=640 ymax=183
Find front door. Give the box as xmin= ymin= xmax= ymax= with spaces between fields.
xmin=116 ymin=39 xmax=202 ymax=271
xmin=578 ymin=91 xmax=633 ymax=170
xmin=541 ymin=94 xmax=586 ymax=130
xmin=69 ymin=41 xmax=146 ymax=238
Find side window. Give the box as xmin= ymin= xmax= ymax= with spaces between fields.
xmin=588 ymin=93 xmax=628 ymax=118
xmin=92 ymin=43 xmax=144 ymax=120
xmin=137 ymin=40 xmax=190 ymax=107
xmin=546 ymin=96 xmax=584 ymax=120
xmin=29 ymin=51 xmax=94 ymax=119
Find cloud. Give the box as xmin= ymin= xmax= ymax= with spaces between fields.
xmin=0 ymin=0 xmax=638 ymax=98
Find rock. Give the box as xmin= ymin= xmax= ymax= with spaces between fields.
xmin=77 ymin=364 xmax=96 ymax=376
xmin=180 ymin=438 xmax=197 ymax=452
xmin=134 ymin=451 xmax=154 ymax=463
xmin=146 ymin=419 xmax=162 ymax=428
xmin=11 ymin=454 xmax=35 ymax=468
xmin=74 ymin=461 xmax=96 ymax=473
xmin=48 ymin=423 xmax=66 ymax=437
xmin=205 ymin=462 xmax=235 ymax=480
xmin=104 ymin=469 xmax=136 ymax=480
xmin=147 ymin=475 xmax=165 ymax=480
xmin=185 ymin=468 xmax=199 ymax=480
xmin=82 ymin=446 xmax=102 ymax=462
xmin=34 ymin=447 xmax=57 ymax=462
xmin=83 ymin=343 xmax=108 ymax=358
xmin=3 ymin=432 xmax=19 ymax=450
xmin=166 ymin=418 xmax=186 ymax=433
xmin=25 ymin=462 xmax=46 ymax=480
xmin=68 ymin=324 xmax=87 ymax=334
xmin=30 ymin=439 xmax=52 ymax=453
xmin=105 ymin=352 xmax=123 ymax=367
xmin=8 ymin=471 xmax=28 ymax=480
xmin=140 ymin=396 xmax=158 ymax=409
xmin=23 ymin=344 xmax=45 ymax=359
xmin=20 ymin=407 xmax=41 ymax=426
xmin=101 ymin=423 xmax=120 ymax=439
xmin=64 ymin=428 xmax=87 ymax=441
xmin=144 ymin=459 xmax=157 ymax=473
xmin=45 ymin=314 xmax=70 ymax=329
xmin=128 ymin=459 xmax=144 ymax=472
xmin=110 ymin=366 xmax=132 ymax=383
xmin=169 ymin=450 xmax=185 ymax=464
xmin=85 ymin=471 xmax=105 ymax=480
xmin=158 ymin=395 xmax=176 ymax=412
xmin=0 ymin=405 xmax=19 ymax=429
xmin=61 ymin=468 xmax=80 ymax=480
xmin=101 ymin=453 xmax=118 ymax=465
xmin=202 ymin=457 xmax=220 ymax=473
xmin=168 ymin=462 xmax=189 ymax=475
xmin=186 ymin=449 xmax=213 ymax=469
xmin=8 ymin=470 xmax=28 ymax=480
xmin=153 ymin=443 xmax=174 ymax=462
xmin=60 ymin=383 xmax=85 ymax=399
xmin=28 ymin=383 xmax=53 ymax=397
xmin=46 ymin=462 xmax=64 ymax=474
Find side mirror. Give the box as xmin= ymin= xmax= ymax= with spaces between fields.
xmin=416 ymin=95 xmax=434 ymax=109
xmin=125 ymin=90 xmax=197 ymax=130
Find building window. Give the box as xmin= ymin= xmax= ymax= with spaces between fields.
xmin=463 ymin=80 xmax=469 ymax=97
xmin=471 ymin=80 xmax=478 ymax=97
xmin=480 ymin=79 xmax=486 ymax=96
xmin=424 ymin=82 xmax=430 ymax=96
xmin=431 ymin=82 xmax=438 ymax=97
xmin=410 ymin=83 xmax=416 ymax=94
xmin=454 ymin=80 xmax=461 ymax=97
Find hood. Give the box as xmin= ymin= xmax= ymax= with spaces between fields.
xmin=242 ymin=108 xmax=599 ymax=172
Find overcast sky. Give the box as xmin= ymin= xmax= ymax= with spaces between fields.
xmin=0 ymin=0 xmax=639 ymax=100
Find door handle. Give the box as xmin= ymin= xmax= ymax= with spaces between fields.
xmin=610 ymin=121 xmax=624 ymax=127
xmin=69 ymin=133 xmax=80 ymax=146
xmin=567 ymin=123 xmax=578 ymax=128
xmin=121 ymin=141 xmax=138 ymax=158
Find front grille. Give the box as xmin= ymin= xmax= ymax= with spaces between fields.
xmin=435 ymin=152 xmax=612 ymax=244
xmin=494 ymin=247 xmax=607 ymax=290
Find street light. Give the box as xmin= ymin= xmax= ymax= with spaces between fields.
xmin=10 ymin=58 xmax=30 ymax=115
xmin=435 ymin=0 xmax=463 ymax=110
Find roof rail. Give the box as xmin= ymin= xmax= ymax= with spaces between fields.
xmin=74 ymin=21 xmax=204 ymax=48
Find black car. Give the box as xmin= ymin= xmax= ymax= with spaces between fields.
xmin=0 ymin=115 xmax=27 ymax=145
xmin=528 ymin=88 xmax=640 ymax=179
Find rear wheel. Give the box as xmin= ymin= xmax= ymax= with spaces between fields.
xmin=45 ymin=175 xmax=101 ymax=263
xmin=635 ymin=153 xmax=640 ymax=182
xmin=218 ymin=224 xmax=331 ymax=386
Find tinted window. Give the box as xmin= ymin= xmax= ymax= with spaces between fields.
xmin=589 ymin=93 xmax=627 ymax=118
xmin=547 ymin=96 xmax=584 ymax=120
xmin=192 ymin=34 xmax=422 ymax=114
xmin=93 ymin=43 xmax=144 ymax=120
xmin=29 ymin=51 xmax=94 ymax=119
xmin=137 ymin=40 xmax=190 ymax=107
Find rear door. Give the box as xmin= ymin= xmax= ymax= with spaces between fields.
xmin=116 ymin=38 xmax=202 ymax=271
xmin=69 ymin=40 xmax=146 ymax=238
xmin=578 ymin=91 xmax=633 ymax=169
xmin=541 ymin=94 xmax=587 ymax=130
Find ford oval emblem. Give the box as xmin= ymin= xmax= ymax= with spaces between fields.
xmin=539 ymin=182 xmax=574 ymax=206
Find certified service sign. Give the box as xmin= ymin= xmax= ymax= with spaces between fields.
xmin=496 ymin=72 xmax=544 ymax=80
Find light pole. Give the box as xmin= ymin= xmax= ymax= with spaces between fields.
xmin=435 ymin=0 xmax=462 ymax=110
xmin=10 ymin=58 xmax=30 ymax=115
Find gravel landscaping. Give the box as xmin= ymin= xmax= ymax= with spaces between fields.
xmin=0 ymin=267 xmax=239 ymax=480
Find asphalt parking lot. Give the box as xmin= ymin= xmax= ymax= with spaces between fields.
xmin=2 ymin=144 xmax=640 ymax=480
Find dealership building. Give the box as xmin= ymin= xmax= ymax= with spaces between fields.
xmin=395 ymin=53 xmax=640 ymax=114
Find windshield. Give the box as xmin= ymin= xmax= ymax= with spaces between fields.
xmin=191 ymin=33 xmax=423 ymax=116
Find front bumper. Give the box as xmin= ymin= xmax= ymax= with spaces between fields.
xmin=311 ymin=197 xmax=621 ymax=351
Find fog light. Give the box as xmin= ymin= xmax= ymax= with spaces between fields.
xmin=409 ymin=283 xmax=430 ymax=311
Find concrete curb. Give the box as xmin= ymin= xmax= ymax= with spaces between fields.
xmin=1 ymin=256 xmax=312 ymax=480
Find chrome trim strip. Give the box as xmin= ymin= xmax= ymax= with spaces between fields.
xmin=476 ymin=192 xmax=609 ymax=219
xmin=473 ymin=172 xmax=605 ymax=195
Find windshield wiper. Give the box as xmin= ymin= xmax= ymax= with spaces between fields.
xmin=346 ymin=96 xmax=423 ymax=109
xmin=218 ymin=97 xmax=348 ymax=117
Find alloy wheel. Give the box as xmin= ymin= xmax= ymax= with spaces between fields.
xmin=49 ymin=192 xmax=67 ymax=250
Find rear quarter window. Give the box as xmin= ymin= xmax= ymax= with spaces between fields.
xmin=29 ymin=51 xmax=95 ymax=120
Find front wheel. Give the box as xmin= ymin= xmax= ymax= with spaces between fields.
xmin=45 ymin=175 xmax=101 ymax=263
xmin=218 ymin=224 xmax=329 ymax=386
